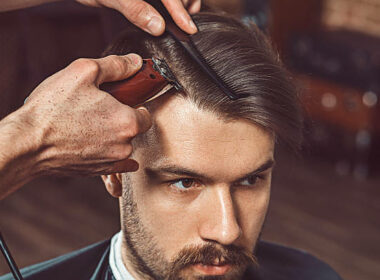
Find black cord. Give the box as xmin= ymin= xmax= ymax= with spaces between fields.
xmin=0 ymin=231 xmax=24 ymax=280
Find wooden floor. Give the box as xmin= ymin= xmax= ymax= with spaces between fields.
xmin=0 ymin=152 xmax=379 ymax=280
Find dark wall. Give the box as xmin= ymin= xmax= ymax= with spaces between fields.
xmin=0 ymin=1 xmax=128 ymax=119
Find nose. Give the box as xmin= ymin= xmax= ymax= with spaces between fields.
xmin=198 ymin=186 xmax=242 ymax=245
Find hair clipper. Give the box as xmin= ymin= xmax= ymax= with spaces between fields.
xmin=100 ymin=57 xmax=181 ymax=107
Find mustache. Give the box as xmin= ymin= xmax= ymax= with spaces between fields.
xmin=167 ymin=243 xmax=257 ymax=278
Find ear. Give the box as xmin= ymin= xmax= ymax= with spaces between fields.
xmin=101 ymin=173 xmax=123 ymax=198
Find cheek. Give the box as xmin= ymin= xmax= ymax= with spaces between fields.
xmin=131 ymin=175 xmax=199 ymax=259
xmin=235 ymin=181 xmax=271 ymax=248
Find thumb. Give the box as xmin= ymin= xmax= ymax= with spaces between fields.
xmin=95 ymin=53 xmax=143 ymax=85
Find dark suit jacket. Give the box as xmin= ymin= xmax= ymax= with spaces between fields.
xmin=0 ymin=240 xmax=342 ymax=280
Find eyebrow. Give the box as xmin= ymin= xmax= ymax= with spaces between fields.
xmin=145 ymin=159 xmax=275 ymax=183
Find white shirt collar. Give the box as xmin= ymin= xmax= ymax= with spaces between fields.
xmin=109 ymin=231 xmax=136 ymax=280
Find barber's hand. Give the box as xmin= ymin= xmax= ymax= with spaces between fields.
xmin=22 ymin=53 xmax=151 ymax=176
xmin=76 ymin=0 xmax=200 ymax=35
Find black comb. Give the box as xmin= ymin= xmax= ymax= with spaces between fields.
xmin=145 ymin=0 xmax=239 ymax=100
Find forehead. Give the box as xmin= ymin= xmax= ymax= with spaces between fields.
xmin=136 ymin=95 xmax=274 ymax=180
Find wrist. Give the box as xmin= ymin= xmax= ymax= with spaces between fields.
xmin=0 ymin=106 xmax=46 ymax=194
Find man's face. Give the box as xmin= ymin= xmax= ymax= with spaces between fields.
xmin=104 ymin=95 xmax=274 ymax=279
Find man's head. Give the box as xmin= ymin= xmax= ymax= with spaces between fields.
xmin=102 ymin=12 xmax=302 ymax=280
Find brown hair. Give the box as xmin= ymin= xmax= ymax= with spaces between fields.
xmin=104 ymin=12 xmax=303 ymax=150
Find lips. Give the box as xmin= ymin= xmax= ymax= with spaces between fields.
xmin=193 ymin=263 xmax=232 ymax=275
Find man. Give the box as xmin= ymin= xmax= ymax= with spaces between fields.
xmin=1 ymin=11 xmax=342 ymax=280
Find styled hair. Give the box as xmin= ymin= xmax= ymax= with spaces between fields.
xmin=103 ymin=11 xmax=303 ymax=150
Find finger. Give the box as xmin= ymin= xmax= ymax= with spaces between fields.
xmin=103 ymin=159 xmax=140 ymax=174
xmin=180 ymin=0 xmax=200 ymax=13
xmin=162 ymin=0 xmax=198 ymax=34
xmin=95 ymin=54 xmax=142 ymax=85
xmin=181 ymin=0 xmax=190 ymax=6
xmin=116 ymin=0 xmax=165 ymax=35
xmin=133 ymin=107 xmax=152 ymax=134
xmin=187 ymin=0 xmax=201 ymax=14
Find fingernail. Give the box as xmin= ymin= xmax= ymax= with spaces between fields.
xmin=147 ymin=16 xmax=164 ymax=35
xmin=189 ymin=19 xmax=197 ymax=33
xmin=127 ymin=53 xmax=142 ymax=67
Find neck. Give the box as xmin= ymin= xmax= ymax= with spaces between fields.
xmin=120 ymin=233 xmax=155 ymax=280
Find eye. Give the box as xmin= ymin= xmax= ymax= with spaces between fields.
xmin=171 ymin=179 xmax=196 ymax=190
xmin=239 ymin=175 xmax=259 ymax=187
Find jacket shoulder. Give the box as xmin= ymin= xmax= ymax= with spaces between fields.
xmin=0 ymin=240 xmax=111 ymax=280
xmin=255 ymin=241 xmax=342 ymax=280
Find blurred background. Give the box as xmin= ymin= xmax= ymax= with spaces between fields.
xmin=0 ymin=0 xmax=379 ymax=279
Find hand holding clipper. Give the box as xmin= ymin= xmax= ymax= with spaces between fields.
xmin=101 ymin=57 xmax=181 ymax=107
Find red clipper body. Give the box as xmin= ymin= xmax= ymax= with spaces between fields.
xmin=100 ymin=58 xmax=180 ymax=107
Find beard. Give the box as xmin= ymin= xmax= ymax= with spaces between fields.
xmin=166 ymin=243 xmax=257 ymax=280
xmin=120 ymin=176 xmax=258 ymax=280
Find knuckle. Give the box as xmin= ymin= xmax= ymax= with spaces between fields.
xmin=124 ymin=115 xmax=139 ymax=138
xmin=114 ymin=109 xmax=142 ymax=139
xmin=116 ymin=145 xmax=133 ymax=160
xmin=119 ymin=109 xmax=138 ymax=131
xmin=107 ymin=144 xmax=132 ymax=161
xmin=108 ymin=55 xmax=130 ymax=75
xmin=123 ymin=145 xmax=134 ymax=158
xmin=71 ymin=58 xmax=100 ymax=78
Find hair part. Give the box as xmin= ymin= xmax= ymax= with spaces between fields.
xmin=103 ymin=12 xmax=303 ymax=151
